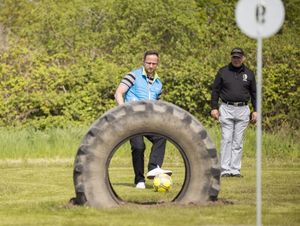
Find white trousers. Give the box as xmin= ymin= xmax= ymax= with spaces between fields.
xmin=219 ymin=103 xmax=250 ymax=175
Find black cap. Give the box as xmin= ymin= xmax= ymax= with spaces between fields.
xmin=231 ymin=47 xmax=244 ymax=57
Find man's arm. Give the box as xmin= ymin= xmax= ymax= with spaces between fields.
xmin=114 ymin=83 xmax=129 ymax=105
xmin=250 ymin=71 xmax=257 ymax=123
xmin=210 ymin=72 xmax=222 ymax=120
xmin=115 ymin=73 xmax=136 ymax=105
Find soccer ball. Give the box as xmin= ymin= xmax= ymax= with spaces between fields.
xmin=153 ymin=173 xmax=172 ymax=192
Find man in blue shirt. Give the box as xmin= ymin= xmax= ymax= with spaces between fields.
xmin=115 ymin=50 xmax=172 ymax=189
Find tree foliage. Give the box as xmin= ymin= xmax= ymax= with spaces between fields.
xmin=0 ymin=0 xmax=299 ymax=130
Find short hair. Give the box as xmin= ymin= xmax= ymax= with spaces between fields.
xmin=143 ymin=50 xmax=159 ymax=61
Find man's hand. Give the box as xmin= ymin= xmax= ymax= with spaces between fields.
xmin=211 ymin=109 xmax=220 ymax=120
xmin=251 ymin=112 xmax=257 ymax=124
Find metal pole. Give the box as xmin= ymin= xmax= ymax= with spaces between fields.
xmin=256 ymin=34 xmax=263 ymax=226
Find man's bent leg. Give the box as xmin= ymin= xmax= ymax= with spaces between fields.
xmin=146 ymin=135 xmax=166 ymax=171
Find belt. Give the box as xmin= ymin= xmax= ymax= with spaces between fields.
xmin=223 ymin=101 xmax=248 ymax=106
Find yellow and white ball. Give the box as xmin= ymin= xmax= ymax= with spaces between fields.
xmin=153 ymin=173 xmax=172 ymax=192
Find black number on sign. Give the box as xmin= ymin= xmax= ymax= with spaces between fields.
xmin=256 ymin=4 xmax=266 ymax=24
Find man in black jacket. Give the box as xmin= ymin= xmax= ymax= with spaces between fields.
xmin=210 ymin=47 xmax=257 ymax=177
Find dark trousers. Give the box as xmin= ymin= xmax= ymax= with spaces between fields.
xmin=130 ymin=135 xmax=166 ymax=184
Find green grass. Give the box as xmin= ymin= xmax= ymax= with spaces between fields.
xmin=0 ymin=127 xmax=86 ymax=159
xmin=207 ymin=125 xmax=300 ymax=159
xmin=107 ymin=140 xmax=185 ymax=204
xmin=0 ymin=125 xmax=298 ymax=160
xmin=0 ymin=126 xmax=299 ymax=225
xmin=0 ymin=159 xmax=299 ymax=226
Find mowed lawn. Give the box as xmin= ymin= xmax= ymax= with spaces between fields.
xmin=0 ymin=158 xmax=299 ymax=226
xmin=0 ymin=126 xmax=299 ymax=225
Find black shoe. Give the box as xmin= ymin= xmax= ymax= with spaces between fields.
xmin=221 ymin=173 xmax=231 ymax=177
xmin=232 ymin=174 xmax=243 ymax=178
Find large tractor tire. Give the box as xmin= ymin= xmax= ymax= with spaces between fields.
xmin=72 ymin=101 xmax=220 ymax=208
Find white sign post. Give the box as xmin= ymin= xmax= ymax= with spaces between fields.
xmin=235 ymin=0 xmax=285 ymax=225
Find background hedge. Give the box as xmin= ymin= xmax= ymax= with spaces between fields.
xmin=0 ymin=0 xmax=299 ymax=130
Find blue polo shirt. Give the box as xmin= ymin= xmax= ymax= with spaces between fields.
xmin=121 ymin=66 xmax=163 ymax=102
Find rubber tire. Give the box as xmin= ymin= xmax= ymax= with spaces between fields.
xmin=72 ymin=100 xmax=220 ymax=208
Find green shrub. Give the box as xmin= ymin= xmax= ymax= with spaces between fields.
xmin=0 ymin=0 xmax=299 ymax=130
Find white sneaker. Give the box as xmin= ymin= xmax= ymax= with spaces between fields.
xmin=136 ymin=182 xmax=146 ymax=189
xmin=146 ymin=166 xmax=172 ymax=179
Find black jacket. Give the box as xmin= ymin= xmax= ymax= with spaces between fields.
xmin=210 ymin=63 xmax=257 ymax=111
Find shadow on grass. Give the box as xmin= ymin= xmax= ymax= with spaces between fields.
xmin=66 ymin=197 xmax=234 ymax=209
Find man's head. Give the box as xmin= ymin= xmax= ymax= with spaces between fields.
xmin=230 ymin=47 xmax=245 ymax=67
xmin=143 ymin=50 xmax=159 ymax=76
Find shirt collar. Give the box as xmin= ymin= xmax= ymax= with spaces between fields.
xmin=142 ymin=66 xmax=159 ymax=80
xmin=229 ymin=63 xmax=245 ymax=73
